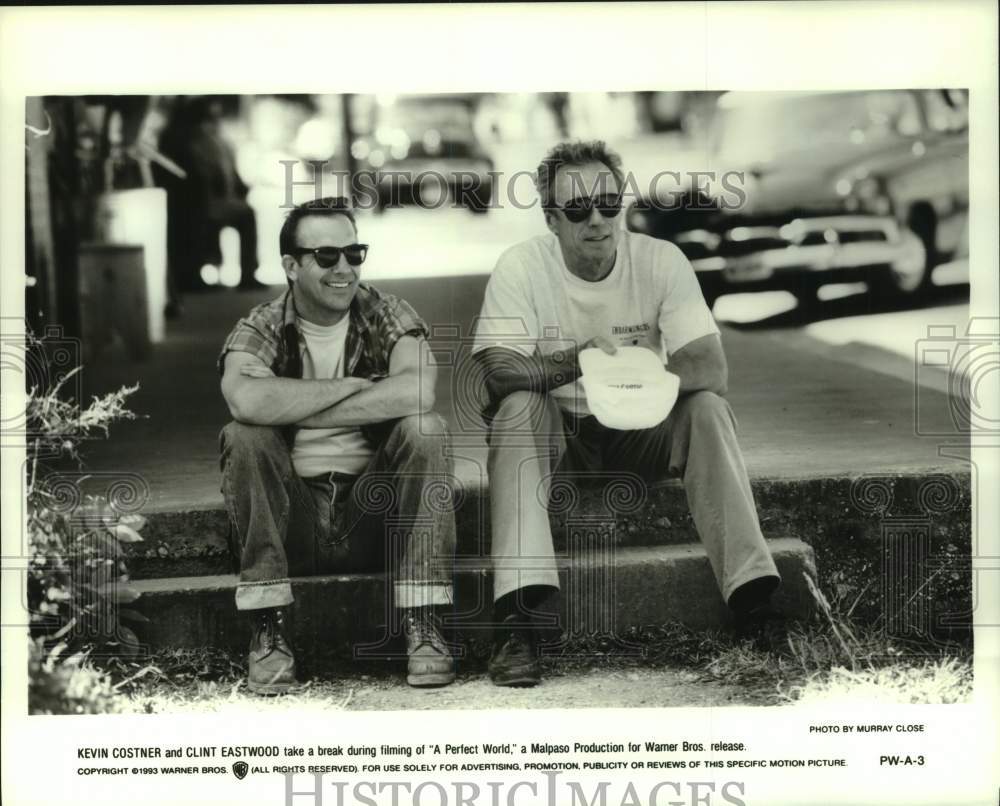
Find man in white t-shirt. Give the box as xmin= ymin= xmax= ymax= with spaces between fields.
xmin=219 ymin=197 xmax=456 ymax=694
xmin=473 ymin=141 xmax=782 ymax=686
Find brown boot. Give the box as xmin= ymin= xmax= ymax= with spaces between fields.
xmin=247 ymin=608 xmax=297 ymax=695
xmin=403 ymin=608 xmax=455 ymax=688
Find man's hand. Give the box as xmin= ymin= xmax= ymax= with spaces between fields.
xmin=476 ymin=336 xmax=616 ymax=406
xmin=580 ymin=336 xmax=618 ymax=356
xmin=295 ymin=335 xmax=437 ymax=428
xmin=475 ymin=346 xmax=577 ymax=405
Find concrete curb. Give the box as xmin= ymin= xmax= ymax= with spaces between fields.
xmin=131 ymin=539 xmax=815 ymax=659
xmin=125 ymin=471 xmax=972 ymax=634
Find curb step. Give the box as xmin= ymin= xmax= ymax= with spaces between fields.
xmin=131 ymin=538 xmax=815 ymax=658
xmin=126 ymin=472 xmax=970 ymax=582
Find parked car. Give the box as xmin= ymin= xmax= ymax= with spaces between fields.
xmin=351 ymin=95 xmax=494 ymax=213
xmin=627 ymin=89 xmax=969 ymax=306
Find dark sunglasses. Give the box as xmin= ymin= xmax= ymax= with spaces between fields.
xmin=553 ymin=194 xmax=623 ymax=224
xmin=291 ymin=244 xmax=369 ymax=268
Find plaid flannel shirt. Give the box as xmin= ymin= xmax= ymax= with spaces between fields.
xmin=218 ymin=284 xmax=430 ymax=447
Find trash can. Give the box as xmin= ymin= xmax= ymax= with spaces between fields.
xmin=78 ymin=243 xmax=152 ymax=362
xmin=95 ymin=187 xmax=168 ymax=343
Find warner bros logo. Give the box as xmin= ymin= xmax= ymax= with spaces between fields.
xmin=232 ymin=761 xmax=249 ymax=780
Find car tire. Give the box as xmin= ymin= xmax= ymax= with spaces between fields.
xmin=792 ymin=279 xmax=822 ymax=310
xmin=698 ymin=277 xmax=721 ymax=310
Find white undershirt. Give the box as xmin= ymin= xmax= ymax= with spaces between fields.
xmin=472 ymin=231 xmax=719 ymax=415
xmin=291 ymin=315 xmax=374 ymax=477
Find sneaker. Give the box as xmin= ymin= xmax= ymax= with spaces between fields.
xmin=247 ymin=608 xmax=297 ymax=695
xmin=734 ymin=602 xmax=788 ymax=653
xmin=488 ymin=614 xmax=541 ymax=687
xmin=403 ymin=609 xmax=455 ymax=688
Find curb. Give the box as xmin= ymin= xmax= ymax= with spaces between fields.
xmin=125 ymin=471 xmax=972 ymax=633
xmin=131 ymin=539 xmax=815 ymax=659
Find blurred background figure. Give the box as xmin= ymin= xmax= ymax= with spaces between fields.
xmin=159 ymin=96 xmax=262 ymax=296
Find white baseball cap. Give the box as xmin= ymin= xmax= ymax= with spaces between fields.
xmin=578 ymin=346 xmax=679 ymax=430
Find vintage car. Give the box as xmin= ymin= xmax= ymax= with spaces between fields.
xmin=351 ymin=94 xmax=494 ymax=213
xmin=626 ymin=89 xmax=969 ymax=306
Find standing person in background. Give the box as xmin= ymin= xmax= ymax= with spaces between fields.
xmin=159 ymin=96 xmax=264 ymax=295
xmin=185 ymin=97 xmax=264 ymax=291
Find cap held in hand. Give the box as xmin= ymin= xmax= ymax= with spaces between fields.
xmin=578 ymin=345 xmax=679 ymax=430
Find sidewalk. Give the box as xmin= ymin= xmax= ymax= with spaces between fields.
xmin=70 ymin=280 xmax=969 ymax=514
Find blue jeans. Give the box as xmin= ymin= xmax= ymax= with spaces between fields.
xmin=220 ymin=413 xmax=455 ymax=611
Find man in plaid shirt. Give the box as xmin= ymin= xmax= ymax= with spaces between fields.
xmin=218 ymin=197 xmax=456 ymax=694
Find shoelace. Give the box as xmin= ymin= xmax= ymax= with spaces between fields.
xmin=405 ymin=615 xmax=446 ymax=655
xmin=257 ymin=612 xmax=291 ymax=658
xmin=496 ymin=618 xmax=533 ymax=655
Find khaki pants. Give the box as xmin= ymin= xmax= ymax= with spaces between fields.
xmin=486 ymin=390 xmax=779 ymax=603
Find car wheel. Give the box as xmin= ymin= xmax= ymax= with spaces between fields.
xmin=870 ymin=224 xmax=929 ymax=299
xmin=698 ymin=279 xmax=721 ymax=310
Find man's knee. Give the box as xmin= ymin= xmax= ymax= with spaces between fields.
xmin=682 ymin=391 xmax=734 ymax=431
xmin=220 ymin=421 xmax=287 ymax=461
xmin=493 ymin=391 xmax=556 ymax=431
xmin=392 ymin=412 xmax=450 ymax=452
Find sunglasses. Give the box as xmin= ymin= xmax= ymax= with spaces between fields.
xmin=291 ymin=244 xmax=369 ymax=268
xmin=553 ymin=194 xmax=623 ymax=224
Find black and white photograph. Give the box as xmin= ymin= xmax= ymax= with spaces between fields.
xmin=2 ymin=4 xmax=997 ymax=806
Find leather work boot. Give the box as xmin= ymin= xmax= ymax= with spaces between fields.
xmin=734 ymin=602 xmax=789 ymax=654
xmin=403 ymin=608 xmax=456 ymax=688
xmin=488 ymin=614 xmax=541 ymax=687
xmin=247 ymin=607 xmax=297 ymax=695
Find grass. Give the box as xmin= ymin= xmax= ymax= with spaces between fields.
xmin=787 ymin=658 xmax=972 ymax=705
xmin=46 ymin=575 xmax=973 ymax=713
xmin=90 ymin=623 xmax=971 ymax=713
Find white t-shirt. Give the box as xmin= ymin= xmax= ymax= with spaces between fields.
xmin=292 ymin=315 xmax=374 ymax=477
xmin=472 ymin=230 xmax=719 ymax=415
